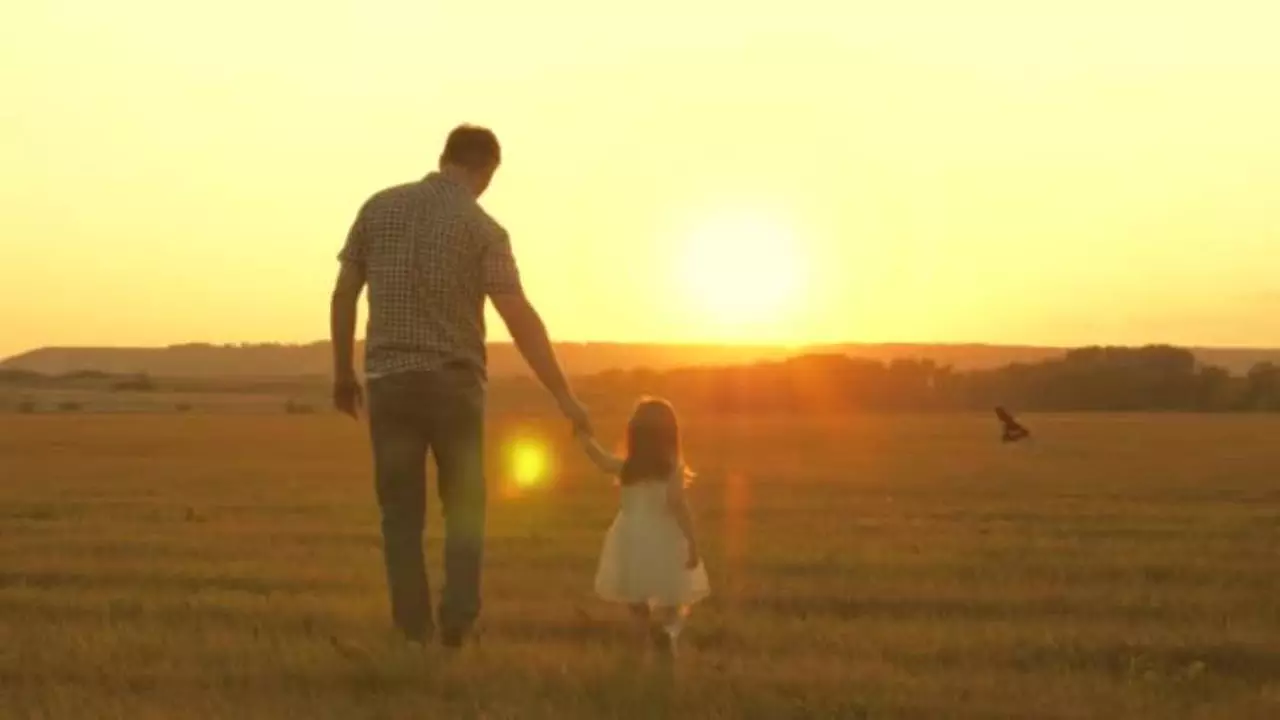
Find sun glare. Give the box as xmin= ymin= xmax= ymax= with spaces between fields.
xmin=679 ymin=210 xmax=806 ymax=334
xmin=510 ymin=439 xmax=549 ymax=490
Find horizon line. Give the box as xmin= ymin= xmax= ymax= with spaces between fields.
xmin=7 ymin=338 xmax=1280 ymax=360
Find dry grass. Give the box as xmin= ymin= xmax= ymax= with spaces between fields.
xmin=2 ymin=412 xmax=1279 ymax=719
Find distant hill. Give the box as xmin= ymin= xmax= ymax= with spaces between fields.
xmin=2 ymin=341 xmax=1278 ymax=378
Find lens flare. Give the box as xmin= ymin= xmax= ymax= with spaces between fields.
xmin=724 ymin=470 xmax=749 ymax=582
xmin=510 ymin=439 xmax=548 ymax=489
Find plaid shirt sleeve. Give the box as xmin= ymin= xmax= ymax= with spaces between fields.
xmin=336 ymin=205 xmax=369 ymax=267
xmin=482 ymin=222 xmax=523 ymax=296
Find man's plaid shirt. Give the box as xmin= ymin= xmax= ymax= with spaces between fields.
xmin=338 ymin=172 xmax=523 ymax=379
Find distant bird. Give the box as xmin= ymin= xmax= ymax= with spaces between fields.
xmin=995 ymin=406 xmax=1031 ymax=443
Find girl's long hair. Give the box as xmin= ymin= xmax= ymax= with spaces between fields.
xmin=618 ymin=397 xmax=692 ymax=485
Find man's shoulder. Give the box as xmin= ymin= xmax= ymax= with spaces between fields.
xmin=357 ymin=177 xmax=505 ymax=242
xmin=470 ymin=205 xmax=508 ymax=242
xmin=429 ymin=184 xmax=506 ymax=243
xmin=361 ymin=182 xmax=421 ymax=213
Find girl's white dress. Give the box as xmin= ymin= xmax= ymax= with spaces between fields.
xmin=595 ymin=479 xmax=711 ymax=606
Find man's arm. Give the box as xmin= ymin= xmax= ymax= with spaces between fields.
xmin=330 ymin=262 xmax=366 ymax=417
xmin=331 ymin=203 xmax=371 ymax=418
xmin=491 ymin=292 xmax=589 ymax=432
xmin=331 ymin=262 xmax=365 ymax=375
xmin=331 ymin=195 xmax=368 ymax=418
xmin=482 ymin=220 xmax=590 ymax=432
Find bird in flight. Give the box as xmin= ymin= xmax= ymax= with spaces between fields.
xmin=994 ymin=406 xmax=1031 ymax=443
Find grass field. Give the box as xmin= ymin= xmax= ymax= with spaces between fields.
xmin=2 ymin=412 xmax=1279 ymax=719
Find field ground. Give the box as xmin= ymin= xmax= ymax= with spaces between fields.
xmin=2 ymin=412 xmax=1279 ymax=719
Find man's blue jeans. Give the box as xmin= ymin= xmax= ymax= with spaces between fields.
xmin=366 ymin=367 xmax=486 ymax=641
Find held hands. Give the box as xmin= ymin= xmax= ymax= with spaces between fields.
xmin=572 ymin=422 xmax=625 ymax=476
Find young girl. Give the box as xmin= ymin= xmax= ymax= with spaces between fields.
xmin=577 ymin=397 xmax=710 ymax=658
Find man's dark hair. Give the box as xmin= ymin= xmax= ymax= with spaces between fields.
xmin=441 ymin=125 xmax=501 ymax=169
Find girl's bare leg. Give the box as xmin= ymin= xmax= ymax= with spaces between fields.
xmin=628 ymin=602 xmax=653 ymax=653
xmin=651 ymin=605 xmax=687 ymax=659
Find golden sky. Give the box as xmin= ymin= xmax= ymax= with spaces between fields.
xmin=3 ymin=0 xmax=1279 ymax=358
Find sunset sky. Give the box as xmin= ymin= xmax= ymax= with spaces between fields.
xmin=3 ymin=1 xmax=1278 ymax=359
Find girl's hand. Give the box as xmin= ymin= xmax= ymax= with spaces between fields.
xmin=686 ymin=545 xmax=701 ymax=570
xmin=577 ymin=433 xmax=625 ymax=475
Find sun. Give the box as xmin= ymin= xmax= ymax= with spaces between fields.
xmin=678 ymin=210 xmax=806 ymax=333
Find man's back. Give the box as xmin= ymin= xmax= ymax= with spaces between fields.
xmin=339 ymin=173 xmax=522 ymax=379
xmin=328 ymin=124 xmax=589 ymax=648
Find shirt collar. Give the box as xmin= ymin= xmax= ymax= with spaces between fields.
xmin=424 ymin=171 xmax=472 ymax=197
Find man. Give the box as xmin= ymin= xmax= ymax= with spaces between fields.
xmin=330 ymin=124 xmax=591 ymax=648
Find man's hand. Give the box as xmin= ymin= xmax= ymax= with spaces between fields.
xmin=558 ymin=394 xmax=592 ymax=436
xmin=333 ymin=373 xmax=364 ymax=419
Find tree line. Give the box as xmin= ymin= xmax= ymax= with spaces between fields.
xmin=569 ymin=345 xmax=1280 ymax=413
xmin=6 ymin=344 xmax=1279 ymax=414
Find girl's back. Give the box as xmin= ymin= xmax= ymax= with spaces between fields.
xmin=618 ymin=479 xmax=673 ymax=515
xmin=575 ymin=397 xmax=710 ymax=657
